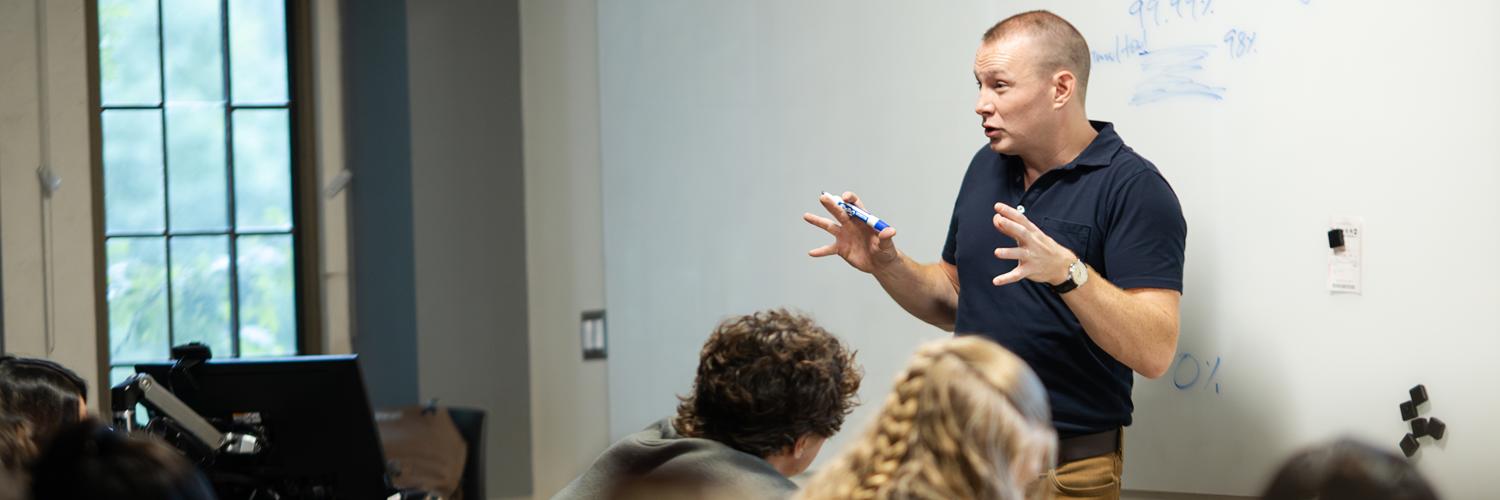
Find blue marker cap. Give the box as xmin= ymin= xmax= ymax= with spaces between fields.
xmin=822 ymin=191 xmax=892 ymax=232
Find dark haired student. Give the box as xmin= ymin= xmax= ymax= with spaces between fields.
xmin=30 ymin=420 xmax=217 ymax=500
xmin=0 ymin=356 xmax=89 ymax=456
xmin=0 ymin=356 xmax=93 ymax=498
xmin=552 ymin=309 xmax=863 ymax=500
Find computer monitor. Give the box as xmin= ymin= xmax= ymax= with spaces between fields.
xmin=134 ymin=354 xmax=391 ymax=499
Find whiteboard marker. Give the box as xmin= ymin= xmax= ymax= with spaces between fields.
xmin=821 ymin=191 xmax=892 ymax=232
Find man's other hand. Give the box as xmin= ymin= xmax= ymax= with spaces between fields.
xmin=804 ymin=192 xmax=899 ymax=274
xmin=990 ymin=202 xmax=1076 ymax=286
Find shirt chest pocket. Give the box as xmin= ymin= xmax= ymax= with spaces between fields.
xmin=1039 ymin=217 xmax=1094 ymax=264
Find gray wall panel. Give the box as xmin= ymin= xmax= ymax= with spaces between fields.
xmin=407 ymin=0 xmax=532 ymax=496
xmin=345 ymin=0 xmax=419 ymax=410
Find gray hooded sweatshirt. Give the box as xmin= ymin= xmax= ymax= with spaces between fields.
xmin=550 ymin=418 xmax=797 ymax=500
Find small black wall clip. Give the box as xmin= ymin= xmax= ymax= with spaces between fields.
xmin=1399 ymin=401 xmax=1418 ymax=421
xmin=1400 ymin=433 xmax=1420 ymax=457
xmin=1327 ymin=228 xmax=1345 ymax=248
xmin=1410 ymin=385 xmax=1429 ymax=406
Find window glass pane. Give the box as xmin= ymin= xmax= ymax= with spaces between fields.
xmin=229 ymin=0 xmax=288 ymax=104
xmin=167 ymin=106 xmax=229 ymax=232
xmin=171 ymin=236 xmax=233 ymax=356
xmin=108 ymin=237 xmax=169 ymax=363
xmin=237 ymin=235 xmax=296 ymax=356
xmin=109 ymin=366 xmax=137 ymax=388
xmin=163 ymin=0 xmax=224 ymax=103
xmin=232 ymin=109 xmax=293 ymax=231
xmin=104 ymin=110 xmax=166 ymax=233
xmin=98 ymin=0 xmax=161 ymax=105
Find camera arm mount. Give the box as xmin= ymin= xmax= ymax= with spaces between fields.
xmin=111 ymin=373 xmax=260 ymax=455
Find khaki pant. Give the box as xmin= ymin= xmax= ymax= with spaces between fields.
xmin=1038 ymin=429 xmax=1124 ymax=499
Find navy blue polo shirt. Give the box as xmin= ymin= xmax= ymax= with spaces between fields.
xmin=941 ymin=121 xmax=1186 ymax=439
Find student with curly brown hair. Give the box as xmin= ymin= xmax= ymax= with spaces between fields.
xmin=552 ymin=309 xmax=863 ymax=500
xmin=795 ymin=336 xmax=1056 ymax=500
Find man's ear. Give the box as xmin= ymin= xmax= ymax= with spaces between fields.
xmin=791 ymin=433 xmax=811 ymax=459
xmin=1053 ymin=70 xmax=1076 ymax=109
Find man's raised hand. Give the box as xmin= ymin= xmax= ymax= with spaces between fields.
xmin=803 ymin=192 xmax=899 ymax=274
xmin=990 ymin=202 xmax=1075 ymax=286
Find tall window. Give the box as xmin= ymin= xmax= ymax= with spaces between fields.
xmin=99 ymin=0 xmax=299 ymax=384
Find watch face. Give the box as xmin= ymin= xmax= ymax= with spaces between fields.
xmin=1071 ymin=262 xmax=1087 ymax=283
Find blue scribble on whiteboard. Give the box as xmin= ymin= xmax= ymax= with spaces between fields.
xmin=1131 ymin=45 xmax=1225 ymax=105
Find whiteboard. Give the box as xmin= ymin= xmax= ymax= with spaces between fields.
xmin=598 ymin=1 xmax=1500 ymax=497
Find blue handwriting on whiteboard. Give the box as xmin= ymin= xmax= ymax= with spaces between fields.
xmin=1169 ymin=0 xmax=1214 ymax=20
xmin=1173 ymin=353 xmax=1221 ymax=393
xmin=1132 ymin=0 xmax=1214 ymax=30
xmin=1224 ymin=30 xmax=1257 ymax=58
xmin=1131 ymin=45 xmax=1226 ymax=105
xmin=1130 ymin=0 xmax=1159 ymax=30
xmin=1092 ymin=34 xmax=1147 ymax=64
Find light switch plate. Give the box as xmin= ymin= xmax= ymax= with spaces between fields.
xmin=581 ymin=310 xmax=606 ymax=360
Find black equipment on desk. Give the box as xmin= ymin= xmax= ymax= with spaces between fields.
xmin=119 ymin=354 xmax=392 ymax=499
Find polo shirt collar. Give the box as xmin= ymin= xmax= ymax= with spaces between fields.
xmin=1072 ymin=121 xmax=1121 ymax=168
xmin=1003 ymin=121 xmax=1122 ymax=177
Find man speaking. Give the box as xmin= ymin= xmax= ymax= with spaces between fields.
xmin=803 ymin=10 xmax=1187 ymax=499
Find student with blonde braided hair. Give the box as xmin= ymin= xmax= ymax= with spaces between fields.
xmin=797 ymin=336 xmax=1056 ymax=500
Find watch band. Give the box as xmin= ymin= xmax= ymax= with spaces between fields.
xmin=1051 ymin=260 xmax=1084 ymax=294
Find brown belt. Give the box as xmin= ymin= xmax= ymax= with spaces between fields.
xmin=1057 ymin=428 xmax=1119 ymax=464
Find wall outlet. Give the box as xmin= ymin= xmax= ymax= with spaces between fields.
xmin=581 ymin=310 xmax=606 ymax=360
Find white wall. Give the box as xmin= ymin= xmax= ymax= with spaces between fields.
xmin=0 ymin=0 xmax=106 ymax=407
xmin=519 ymin=0 xmax=612 ymax=498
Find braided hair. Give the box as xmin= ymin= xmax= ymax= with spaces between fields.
xmin=796 ymin=336 xmax=1056 ymax=500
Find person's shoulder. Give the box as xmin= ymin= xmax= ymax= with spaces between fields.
xmin=616 ymin=417 xmax=684 ymax=447
xmin=585 ymin=417 xmax=678 ymax=464
xmin=656 ymin=446 xmax=797 ymax=498
xmin=1104 ymin=141 xmax=1160 ymax=177
xmin=1090 ymin=124 xmax=1159 ymax=176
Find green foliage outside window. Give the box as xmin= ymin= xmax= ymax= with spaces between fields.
xmin=99 ymin=0 xmax=298 ymax=385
